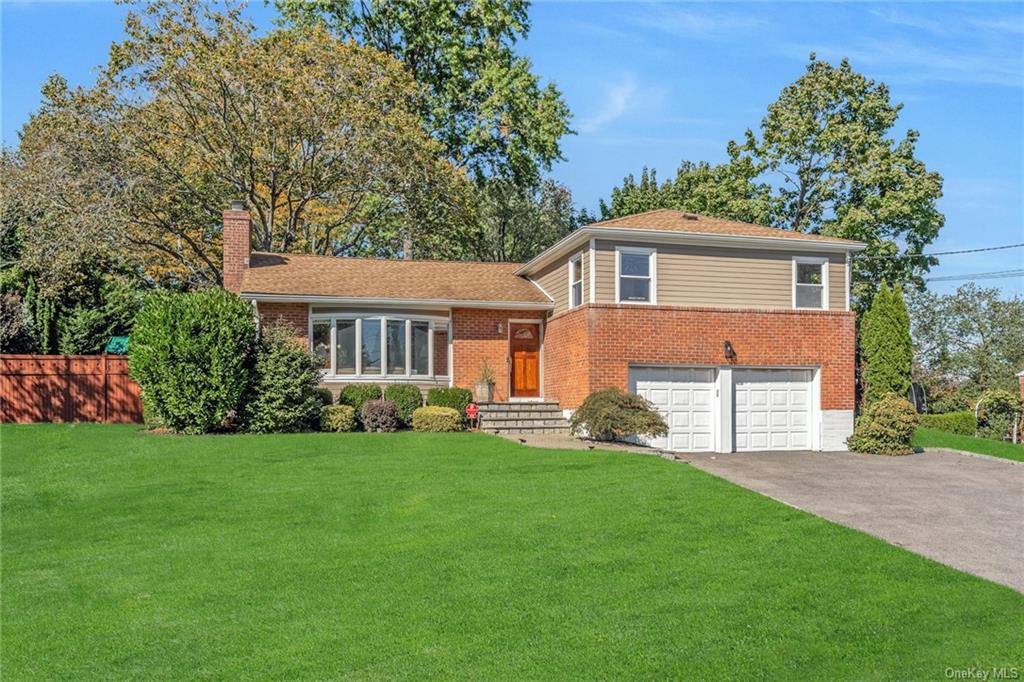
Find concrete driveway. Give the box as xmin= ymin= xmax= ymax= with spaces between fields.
xmin=683 ymin=449 xmax=1024 ymax=592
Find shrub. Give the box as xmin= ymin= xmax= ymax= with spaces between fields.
xmin=315 ymin=388 xmax=334 ymax=407
xmin=412 ymin=406 xmax=463 ymax=432
xmin=361 ymin=399 xmax=399 ymax=432
xmin=569 ymin=388 xmax=668 ymax=442
xmin=847 ymin=393 xmax=919 ymax=456
xmin=58 ymin=305 xmax=110 ymax=355
xmin=141 ymin=391 xmax=163 ymax=430
xmin=339 ymin=384 xmax=382 ymax=425
xmin=975 ymin=389 xmax=1023 ymax=441
xmin=385 ymin=384 xmax=423 ymax=426
xmin=859 ymin=282 xmax=913 ymax=408
xmin=426 ymin=387 xmax=473 ymax=416
xmin=918 ymin=411 xmax=976 ymax=436
xmin=244 ymin=323 xmax=323 ymax=433
xmin=320 ymin=404 xmax=356 ymax=432
xmin=129 ymin=288 xmax=256 ymax=434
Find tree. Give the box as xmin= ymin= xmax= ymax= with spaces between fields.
xmin=277 ymin=0 xmax=572 ymax=188
xmin=599 ymin=156 xmax=775 ymax=225
xmin=859 ymin=281 xmax=913 ymax=408
xmin=474 ymin=179 xmax=580 ymax=262
xmin=907 ymin=284 xmax=1024 ymax=404
xmin=10 ymin=0 xmax=477 ymax=289
xmin=733 ymin=55 xmax=944 ymax=308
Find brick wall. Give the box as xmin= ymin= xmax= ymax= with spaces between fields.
xmin=222 ymin=208 xmax=251 ymax=294
xmin=544 ymin=304 xmax=856 ymax=410
xmin=258 ymin=302 xmax=308 ymax=346
xmin=450 ymin=308 xmax=547 ymax=401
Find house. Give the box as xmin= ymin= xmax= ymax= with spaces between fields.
xmin=223 ymin=203 xmax=865 ymax=452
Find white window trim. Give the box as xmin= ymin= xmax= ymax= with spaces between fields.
xmin=792 ymin=256 xmax=829 ymax=310
xmin=567 ymin=251 xmax=585 ymax=309
xmin=309 ymin=311 xmax=450 ymax=381
xmin=588 ymin=238 xmax=596 ymax=304
xmin=614 ymin=246 xmax=657 ymax=305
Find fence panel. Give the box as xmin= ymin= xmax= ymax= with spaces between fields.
xmin=0 ymin=355 xmax=143 ymax=424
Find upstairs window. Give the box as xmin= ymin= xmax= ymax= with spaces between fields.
xmin=793 ymin=257 xmax=828 ymax=309
xmin=569 ymin=253 xmax=584 ymax=308
xmin=616 ymin=247 xmax=656 ymax=304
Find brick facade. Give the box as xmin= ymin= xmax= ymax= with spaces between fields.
xmin=450 ymin=308 xmax=547 ymax=402
xmin=222 ymin=208 xmax=251 ymax=295
xmin=543 ymin=304 xmax=856 ymax=410
xmin=257 ymin=302 xmax=309 ymax=346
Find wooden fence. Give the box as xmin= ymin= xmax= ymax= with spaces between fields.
xmin=0 ymin=355 xmax=143 ymax=424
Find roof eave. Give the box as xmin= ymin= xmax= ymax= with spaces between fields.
xmin=240 ymin=292 xmax=554 ymax=310
xmin=515 ymin=226 xmax=867 ymax=276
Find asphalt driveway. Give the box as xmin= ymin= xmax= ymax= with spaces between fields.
xmin=683 ymin=449 xmax=1024 ymax=592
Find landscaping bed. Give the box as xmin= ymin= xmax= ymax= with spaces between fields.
xmin=3 ymin=424 xmax=1022 ymax=678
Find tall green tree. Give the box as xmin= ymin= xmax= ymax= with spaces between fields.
xmin=473 ymin=179 xmax=580 ymax=262
xmin=733 ymin=55 xmax=944 ymax=308
xmin=859 ymin=281 xmax=913 ymax=408
xmin=599 ymin=156 xmax=774 ymax=225
xmin=277 ymin=0 xmax=572 ymax=188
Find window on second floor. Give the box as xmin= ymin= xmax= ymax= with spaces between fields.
xmin=793 ymin=257 xmax=828 ymax=309
xmin=569 ymin=253 xmax=584 ymax=308
xmin=616 ymin=247 xmax=656 ymax=304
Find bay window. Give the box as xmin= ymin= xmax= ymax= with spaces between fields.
xmin=311 ymin=313 xmax=449 ymax=379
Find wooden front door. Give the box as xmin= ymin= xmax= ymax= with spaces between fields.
xmin=509 ymin=323 xmax=541 ymax=398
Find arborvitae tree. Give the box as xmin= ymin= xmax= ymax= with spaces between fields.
xmin=859 ymin=281 xmax=913 ymax=407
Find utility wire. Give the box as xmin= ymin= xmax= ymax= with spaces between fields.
xmin=854 ymin=243 xmax=1024 ymax=260
xmin=924 ymin=269 xmax=1024 ymax=282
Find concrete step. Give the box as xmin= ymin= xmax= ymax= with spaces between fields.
xmin=476 ymin=401 xmax=570 ymax=435
xmin=478 ymin=409 xmax=564 ymax=420
xmin=483 ymin=425 xmax=572 ymax=435
xmin=481 ymin=417 xmax=569 ymax=428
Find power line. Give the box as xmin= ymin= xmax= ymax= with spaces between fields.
xmin=855 ymin=243 xmax=1024 ymax=261
xmin=924 ymin=269 xmax=1024 ymax=282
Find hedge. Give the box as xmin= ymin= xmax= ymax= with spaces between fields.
xmin=412 ymin=406 xmax=463 ymax=432
xmin=244 ymin=324 xmax=323 ymax=433
xmin=918 ymin=411 xmax=976 ymax=436
xmin=569 ymin=388 xmax=667 ymax=441
xmin=361 ymin=399 xmax=399 ymax=432
xmin=426 ymin=387 xmax=473 ymax=416
xmin=339 ymin=384 xmax=382 ymax=426
xmin=384 ymin=384 xmax=423 ymax=426
xmin=847 ymin=393 xmax=919 ymax=456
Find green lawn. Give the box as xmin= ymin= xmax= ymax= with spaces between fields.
xmin=914 ymin=427 xmax=1024 ymax=462
xmin=2 ymin=426 xmax=1021 ymax=679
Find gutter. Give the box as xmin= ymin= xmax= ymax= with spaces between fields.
xmin=241 ymin=292 xmax=554 ymax=310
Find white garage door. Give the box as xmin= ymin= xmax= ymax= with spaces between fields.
xmin=631 ymin=367 xmax=716 ymax=452
xmin=733 ymin=369 xmax=813 ymax=451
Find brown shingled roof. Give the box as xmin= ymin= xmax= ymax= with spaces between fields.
xmin=589 ymin=209 xmax=862 ymax=245
xmin=240 ymin=252 xmax=551 ymax=304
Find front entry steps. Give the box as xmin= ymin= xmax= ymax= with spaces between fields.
xmin=477 ymin=401 xmax=570 ymax=435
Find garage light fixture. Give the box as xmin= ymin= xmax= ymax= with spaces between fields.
xmin=724 ymin=340 xmax=736 ymax=360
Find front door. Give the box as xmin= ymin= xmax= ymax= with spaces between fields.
xmin=509 ymin=323 xmax=541 ymax=398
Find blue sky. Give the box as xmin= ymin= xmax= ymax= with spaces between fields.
xmin=2 ymin=1 xmax=1022 ymax=296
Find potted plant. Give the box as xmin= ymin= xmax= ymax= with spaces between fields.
xmin=474 ymin=360 xmax=496 ymax=402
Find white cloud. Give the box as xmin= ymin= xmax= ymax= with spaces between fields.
xmin=633 ymin=6 xmax=768 ymax=39
xmin=577 ymin=75 xmax=643 ymax=134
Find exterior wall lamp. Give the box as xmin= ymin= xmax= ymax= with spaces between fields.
xmin=724 ymin=340 xmax=737 ymax=360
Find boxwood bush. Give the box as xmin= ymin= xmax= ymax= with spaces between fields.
xmin=847 ymin=393 xmax=919 ymax=456
xmin=314 ymin=388 xmax=334 ymax=407
xmin=129 ymin=288 xmax=256 ymax=434
xmin=361 ymin=399 xmax=399 ymax=432
xmin=569 ymin=388 xmax=668 ymax=442
xmin=320 ymin=404 xmax=356 ymax=432
xmin=244 ymin=324 xmax=323 ymax=433
xmin=412 ymin=406 xmax=463 ymax=432
xmin=339 ymin=384 xmax=382 ymax=425
xmin=384 ymin=384 xmax=423 ymax=426
xmin=426 ymin=387 xmax=473 ymax=417
xmin=918 ymin=411 xmax=976 ymax=436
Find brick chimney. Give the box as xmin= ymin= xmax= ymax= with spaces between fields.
xmin=222 ymin=200 xmax=251 ymax=294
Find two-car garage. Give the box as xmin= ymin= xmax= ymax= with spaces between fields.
xmin=631 ymin=366 xmax=817 ymax=452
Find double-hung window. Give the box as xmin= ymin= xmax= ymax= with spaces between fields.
xmin=616 ymin=247 xmax=656 ymax=304
xmin=311 ymin=313 xmax=449 ymax=379
xmin=793 ymin=257 xmax=828 ymax=309
xmin=568 ymin=253 xmax=584 ymax=308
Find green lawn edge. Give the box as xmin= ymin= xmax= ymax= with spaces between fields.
xmin=913 ymin=427 xmax=1024 ymax=462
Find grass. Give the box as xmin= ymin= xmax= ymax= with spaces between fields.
xmin=2 ymin=425 xmax=1021 ymax=680
xmin=914 ymin=427 xmax=1024 ymax=463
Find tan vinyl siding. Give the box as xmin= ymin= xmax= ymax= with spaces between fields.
xmin=593 ymin=240 xmax=847 ymax=310
xmin=532 ymin=256 xmax=569 ymax=314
